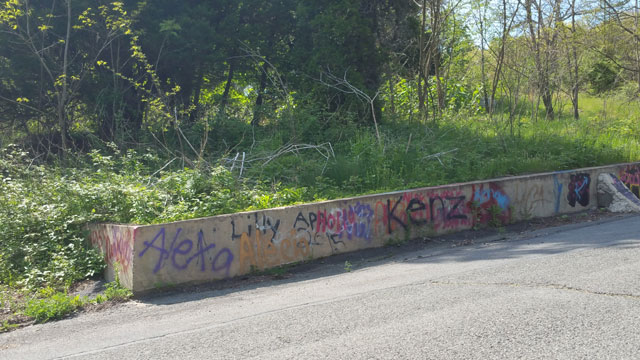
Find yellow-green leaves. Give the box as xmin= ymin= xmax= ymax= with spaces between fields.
xmin=0 ymin=0 xmax=23 ymax=29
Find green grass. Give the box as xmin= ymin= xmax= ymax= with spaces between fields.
xmin=1 ymin=279 xmax=132 ymax=329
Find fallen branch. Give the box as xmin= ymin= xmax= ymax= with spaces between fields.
xmin=223 ymin=142 xmax=336 ymax=176
xmin=420 ymin=148 xmax=459 ymax=166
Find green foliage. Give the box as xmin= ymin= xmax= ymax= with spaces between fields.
xmin=588 ymin=61 xmax=619 ymax=94
xmin=24 ymin=290 xmax=83 ymax=323
xmin=19 ymin=276 xmax=130 ymax=324
xmin=103 ymin=280 xmax=132 ymax=302
xmin=344 ymin=261 xmax=353 ymax=272
xmin=487 ymin=204 xmax=504 ymax=228
xmin=0 ymin=148 xmax=106 ymax=289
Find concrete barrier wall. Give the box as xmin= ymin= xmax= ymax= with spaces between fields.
xmin=89 ymin=162 xmax=640 ymax=293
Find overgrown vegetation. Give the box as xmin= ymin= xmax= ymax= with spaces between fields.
xmin=1 ymin=277 xmax=131 ymax=330
xmin=1 ymin=0 xmax=640 ymax=328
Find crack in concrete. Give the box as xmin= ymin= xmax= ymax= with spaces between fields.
xmin=429 ymin=280 xmax=640 ymax=300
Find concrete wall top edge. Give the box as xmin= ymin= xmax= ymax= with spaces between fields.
xmin=87 ymin=223 xmax=140 ymax=230
xmin=93 ymin=161 xmax=640 ymax=229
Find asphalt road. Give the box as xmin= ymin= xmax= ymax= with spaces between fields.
xmin=2 ymin=215 xmax=640 ymax=359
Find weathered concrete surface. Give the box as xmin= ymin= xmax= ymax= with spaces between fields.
xmin=597 ymin=173 xmax=640 ymax=212
xmin=89 ymin=162 xmax=640 ymax=293
xmin=88 ymin=224 xmax=135 ymax=290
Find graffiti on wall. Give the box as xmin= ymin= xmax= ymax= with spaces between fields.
xmin=238 ymin=229 xmax=310 ymax=271
xmin=138 ymin=227 xmax=234 ymax=276
xmin=471 ymin=183 xmax=511 ymax=225
xmin=610 ymin=173 xmax=640 ymax=206
xmin=619 ymin=165 xmax=640 ymax=199
xmin=134 ymin=183 xmax=521 ymax=277
xmin=371 ymin=190 xmax=471 ymax=236
xmin=90 ymin=226 xmax=134 ymax=272
xmin=553 ymin=174 xmax=563 ymax=213
xmin=315 ymin=202 xmax=374 ymax=242
xmin=567 ymin=173 xmax=590 ymax=207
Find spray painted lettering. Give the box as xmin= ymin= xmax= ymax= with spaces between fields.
xmin=567 ymin=173 xmax=590 ymax=207
xmin=138 ymin=228 xmax=233 ymax=276
xmin=315 ymin=202 xmax=374 ymax=242
xmin=375 ymin=190 xmax=469 ymax=234
xmin=553 ymin=174 xmax=563 ymax=213
xmin=238 ymin=229 xmax=310 ymax=271
xmin=610 ymin=174 xmax=640 ymax=206
xmin=471 ymin=183 xmax=511 ymax=225
xmin=619 ymin=166 xmax=640 ymax=199
xmin=90 ymin=227 xmax=134 ymax=272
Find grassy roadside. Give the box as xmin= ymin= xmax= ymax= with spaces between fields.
xmin=0 ymin=94 xmax=639 ymax=331
xmin=1 ymin=278 xmax=132 ymax=332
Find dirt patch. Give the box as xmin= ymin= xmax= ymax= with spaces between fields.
xmin=69 ymin=279 xmax=107 ymax=299
xmin=0 ymin=287 xmax=34 ymax=332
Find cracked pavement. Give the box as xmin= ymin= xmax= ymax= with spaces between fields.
xmin=1 ymin=214 xmax=640 ymax=359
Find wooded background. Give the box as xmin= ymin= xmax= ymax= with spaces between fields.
xmin=1 ymin=0 xmax=638 ymax=157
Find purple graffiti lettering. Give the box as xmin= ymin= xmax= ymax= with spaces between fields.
xmin=138 ymin=227 xmax=182 ymax=273
xmin=610 ymin=174 xmax=640 ymax=206
xmin=185 ymin=230 xmax=216 ymax=271
xmin=139 ymin=227 xmax=232 ymax=275
xmin=211 ymin=248 xmax=234 ymax=277
xmin=171 ymin=239 xmax=193 ymax=270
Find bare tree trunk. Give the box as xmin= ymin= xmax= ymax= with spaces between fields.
xmin=388 ymin=75 xmax=396 ymax=115
xmin=541 ymin=89 xmax=554 ymax=119
xmin=571 ymin=0 xmax=579 ymax=119
xmin=252 ymin=63 xmax=269 ymax=126
xmin=220 ymin=60 xmax=235 ymax=111
xmin=189 ymin=66 xmax=204 ymax=123
xmin=417 ymin=0 xmax=427 ymax=118
xmin=58 ymin=0 xmax=72 ymax=157
xmin=490 ymin=0 xmax=516 ymax=115
xmin=479 ymin=10 xmax=489 ymax=111
xmin=636 ymin=0 xmax=640 ymax=92
xmin=431 ymin=0 xmax=445 ymax=117
xmin=525 ymin=0 xmax=554 ymax=120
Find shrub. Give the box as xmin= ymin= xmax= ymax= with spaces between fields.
xmin=24 ymin=292 xmax=83 ymax=323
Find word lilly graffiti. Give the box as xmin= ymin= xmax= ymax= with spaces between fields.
xmin=138 ymin=228 xmax=234 ymax=277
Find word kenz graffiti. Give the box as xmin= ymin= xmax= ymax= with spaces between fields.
xmin=373 ymin=190 xmax=470 ymax=235
xmin=619 ymin=165 xmax=640 ymax=199
xmin=567 ymin=173 xmax=590 ymax=207
xmin=138 ymin=228 xmax=234 ymax=276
